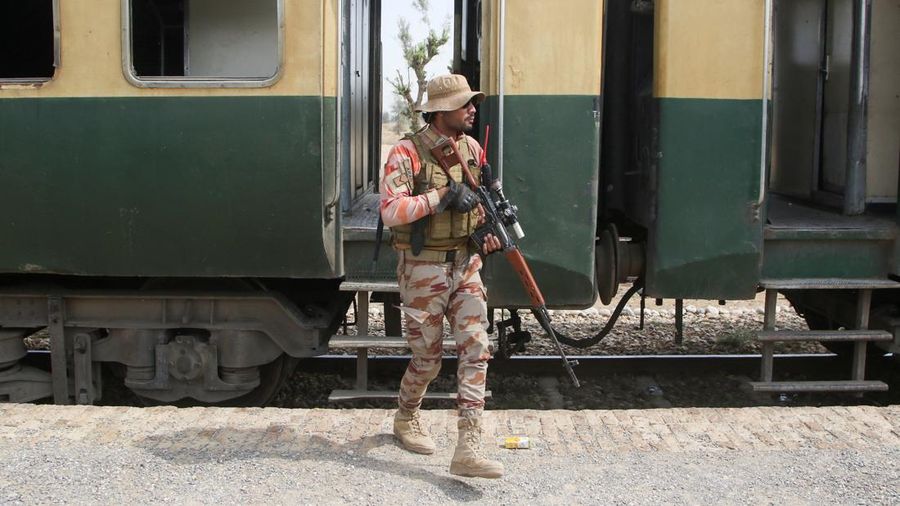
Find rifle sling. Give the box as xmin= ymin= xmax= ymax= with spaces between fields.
xmin=371 ymin=214 xmax=385 ymax=271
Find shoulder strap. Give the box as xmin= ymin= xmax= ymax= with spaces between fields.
xmin=458 ymin=136 xmax=476 ymax=165
xmin=401 ymin=128 xmax=432 ymax=255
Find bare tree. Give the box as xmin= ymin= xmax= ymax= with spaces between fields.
xmin=390 ymin=95 xmax=409 ymax=134
xmin=387 ymin=0 xmax=450 ymax=132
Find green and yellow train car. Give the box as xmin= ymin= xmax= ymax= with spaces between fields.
xmin=1 ymin=0 xmax=347 ymax=405
xmin=1 ymin=0 xmax=898 ymax=405
xmin=1 ymin=0 xmax=342 ymax=278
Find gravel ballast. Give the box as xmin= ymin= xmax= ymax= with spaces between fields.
xmin=335 ymin=289 xmax=823 ymax=357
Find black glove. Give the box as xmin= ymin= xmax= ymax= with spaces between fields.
xmin=446 ymin=179 xmax=479 ymax=213
xmin=437 ymin=179 xmax=478 ymax=213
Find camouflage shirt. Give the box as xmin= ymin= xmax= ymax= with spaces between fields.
xmin=379 ymin=131 xmax=483 ymax=227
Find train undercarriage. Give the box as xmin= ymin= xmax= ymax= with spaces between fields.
xmin=0 ymin=280 xmax=353 ymax=405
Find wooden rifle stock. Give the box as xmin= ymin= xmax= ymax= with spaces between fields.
xmin=430 ymin=139 xmax=480 ymax=189
xmin=504 ymin=249 xmax=545 ymax=307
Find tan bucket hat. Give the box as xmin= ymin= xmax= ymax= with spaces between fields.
xmin=416 ymin=74 xmax=485 ymax=113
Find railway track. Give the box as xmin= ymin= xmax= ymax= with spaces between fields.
xmin=285 ymin=352 xmax=900 ymax=410
xmin=21 ymin=349 xmax=900 ymax=409
xmin=296 ymin=352 xmax=850 ymax=377
xmin=23 ymin=349 xmax=858 ymax=378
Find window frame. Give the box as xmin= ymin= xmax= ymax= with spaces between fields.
xmin=121 ymin=0 xmax=285 ymax=88
xmin=0 ymin=0 xmax=61 ymax=84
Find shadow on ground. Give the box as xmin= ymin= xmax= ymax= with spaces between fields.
xmin=135 ymin=427 xmax=484 ymax=502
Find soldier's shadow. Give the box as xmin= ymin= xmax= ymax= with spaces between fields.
xmin=137 ymin=427 xmax=484 ymax=502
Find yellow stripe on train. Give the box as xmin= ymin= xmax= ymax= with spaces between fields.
xmin=654 ymin=0 xmax=768 ymax=100
xmin=0 ymin=0 xmax=338 ymax=99
xmin=480 ymin=0 xmax=603 ymax=97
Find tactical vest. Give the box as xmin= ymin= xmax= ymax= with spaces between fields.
xmin=391 ymin=126 xmax=482 ymax=251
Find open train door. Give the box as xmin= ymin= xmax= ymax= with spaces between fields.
xmin=819 ymin=0 xmax=862 ymax=210
xmin=454 ymin=0 xmax=482 ymax=109
xmin=771 ymin=0 xmax=898 ymax=214
xmin=341 ymin=0 xmax=382 ymax=211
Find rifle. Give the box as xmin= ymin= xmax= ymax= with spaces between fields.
xmin=429 ymin=128 xmax=581 ymax=387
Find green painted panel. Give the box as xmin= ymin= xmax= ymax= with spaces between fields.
xmin=478 ymin=95 xmax=599 ymax=308
xmin=0 ymin=96 xmax=337 ymax=278
xmin=342 ymin=237 xmax=398 ymax=283
xmin=763 ymin=239 xmax=891 ymax=279
xmin=648 ymin=98 xmax=764 ymax=299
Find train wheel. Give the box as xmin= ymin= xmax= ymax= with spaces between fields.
xmin=221 ymin=354 xmax=298 ymax=407
xmin=127 ymin=279 xmax=299 ymax=407
xmin=131 ymin=354 xmax=298 ymax=408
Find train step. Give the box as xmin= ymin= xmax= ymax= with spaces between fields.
xmin=327 ymin=335 xmax=498 ymax=403
xmin=328 ymin=287 xmax=497 ymax=403
xmin=330 ymin=335 xmax=467 ymax=350
xmin=329 ymin=390 xmax=492 ymax=402
xmin=330 ymin=335 xmax=409 ymax=349
xmin=339 ymin=280 xmax=400 ymax=293
xmin=754 ymin=286 xmax=890 ymax=394
xmin=749 ymin=380 xmax=889 ymax=393
xmin=756 ymin=330 xmax=893 ymax=343
xmin=759 ymin=278 xmax=900 ymax=290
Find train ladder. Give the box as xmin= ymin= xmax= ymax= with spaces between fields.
xmin=750 ymin=279 xmax=898 ymax=394
xmin=329 ymin=281 xmax=491 ymax=402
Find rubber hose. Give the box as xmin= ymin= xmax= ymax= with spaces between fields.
xmin=554 ymin=282 xmax=643 ymax=349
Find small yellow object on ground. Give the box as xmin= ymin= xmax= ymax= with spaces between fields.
xmin=499 ymin=436 xmax=530 ymax=449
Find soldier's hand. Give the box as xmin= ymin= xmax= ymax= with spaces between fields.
xmin=448 ymin=180 xmax=479 ymax=213
xmin=482 ymin=233 xmax=502 ymax=255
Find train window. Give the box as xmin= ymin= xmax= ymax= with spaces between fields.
xmin=125 ymin=0 xmax=283 ymax=87
xmin=0 ymin=0 xmax=58 ymax=82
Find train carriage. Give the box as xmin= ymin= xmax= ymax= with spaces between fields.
xmin=0 ymin=0 xmax=898 ymax=405
xmin=1 ymin=0 xmax=348 ymax=404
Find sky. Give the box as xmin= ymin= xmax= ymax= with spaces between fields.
xmin=381 ymin=0 xmax=455 ymax=111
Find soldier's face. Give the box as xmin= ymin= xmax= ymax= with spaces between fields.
xmin=442 ymin=101 xmax=477 ymax=132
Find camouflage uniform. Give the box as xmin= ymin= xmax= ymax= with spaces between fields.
xmin=380 ymin=126 xmax=490 ymax=413
xmin=382 ymin=74 xmax=503 ymax=478
xmin=396 ymin=250 xmax=490 ymax=411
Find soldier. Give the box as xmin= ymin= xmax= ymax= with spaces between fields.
xmin=380 ymin=74 xmax=504 ymax=479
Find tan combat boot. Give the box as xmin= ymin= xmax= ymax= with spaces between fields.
xmin=449 ymin=410 xmax=504 ymax=479
xmin=393 ymin=407 xmax=436 ymax=455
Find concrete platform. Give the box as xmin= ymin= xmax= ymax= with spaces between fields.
xmin=0 ymin=404 xmax=898 ymax=504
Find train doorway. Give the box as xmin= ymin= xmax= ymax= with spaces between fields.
xmin=339 ymin=0 xmax=483 ymax=284
xmin=769 ymin=0 xmax=898 ymax=214
xmin=340 ymin=0 xmax=481 ymax=212
xmin=341 ymin=0 xmax=381 ymax=211
xmin=340 ymin=0 xmax=482 ymax=207
xmin=817 ymin=0 xmax=852 ymax=199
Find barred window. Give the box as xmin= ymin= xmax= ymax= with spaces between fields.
xmin=0 ymin=0 xmax=58 ymax=81
xmin=126 ymin=0 xmax=281 ymax=87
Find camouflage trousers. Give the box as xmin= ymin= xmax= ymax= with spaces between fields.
xmin=396 ymin=250 xmax=491 ymax=412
